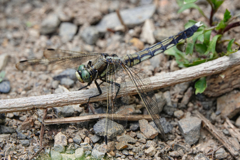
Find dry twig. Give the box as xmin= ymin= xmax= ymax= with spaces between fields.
xmin=116 ymin=9 xmax=128 ymax=32
xmin=207 ymin=145 xmax=224 ymax=160
xmin=29 ymin=144 xmax=47 ymax=160
xmin=1 ymin=51 xmax=240 ymax=113
xmin=44 ymin=114 xmax=152 ymax=125
xmin=224 ymin=118 xmax=240 ymax=142
xmin=194 ymin=110 xmax=240 ymax=158
xmin=40 ymin=109 xmax=47 ymax=147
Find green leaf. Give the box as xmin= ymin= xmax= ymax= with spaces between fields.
xmin=203 ymin=30 xmax=211 ymax=45
xmin=215 ymin=9 xmax=231 ymax=31
xmin=197 ymin=34 xmax=204 ymax=42
xmin=165 ymin=47 xmax=188 ymax=68
xmin=178 ymin=3 xmax=207 ymax=19
xmin=184 ymin=0 xmax=197 ymax=4
xmin=0 ymin=71 xmax=5 ymax=78
xmin=0 ymin=71 xmax=5 ymax=83
xmin=178 ymin=3 xmax=195 ymax=13
xmin=185 ymin=42 xmax=194 ymax=55
xmin=223 ymin=9 xmax=231 ymax=22
xmin=184 ymin=59 xmax=207 ymax=67
xmin=204 ymin=34 xmax=221 ymax=57
xmin=176 ymin=0 xmax=184 ymax=6
xmin=216 ymin=20 xmax=226 ymax=30
xmin=178 ymin=3 xmax=198 ymax=13
xmin=195 ymin=77 xmax=207 ymax=94
xmin=227 ymin=39 xmax=235 ymax=52
xmin=195 ymin=43 xmax=207 ymax=54
xmin=210 ymin=0 xmax=224 ymax=11
xmin=184 ymin=20 xmax=197 ymax=29
xmin=185 ymin=30 xmax=204 ymax=54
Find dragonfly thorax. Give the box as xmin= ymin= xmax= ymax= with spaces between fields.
xmin=76 ymin=64 xmax=92 ymax=83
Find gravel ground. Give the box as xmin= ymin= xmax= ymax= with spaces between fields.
xmin=0 ymin=0 xmax=240 ymax=159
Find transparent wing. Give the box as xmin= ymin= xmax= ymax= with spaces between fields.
xmin=97 ymin=58 xmax=165 ymax=144
xmin=121 ymin=64 xmax=166 ymax=140
xmin=104 ymin=60 xmax=125 ymax=143
xmin=16 ymin=48 xmax=102 ymax=71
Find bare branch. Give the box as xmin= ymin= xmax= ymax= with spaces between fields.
xmin=116 ymin=9 xmax=128 ymax=32
xmin=1 ymin=51 xmax=240 ymax=113
xmin=194 ymin=110 xmax=240 ymax=158
xmin=44 ymin=114 xmax=152 ymax=125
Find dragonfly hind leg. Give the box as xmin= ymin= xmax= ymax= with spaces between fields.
xmin=104 ymin=80 xmax=120 ymax=100
xmin=78 ymin=80 xmax=102 ymax=114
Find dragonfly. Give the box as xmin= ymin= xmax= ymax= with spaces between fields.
xmin=16 ymin=22 xmax=202 ymax=144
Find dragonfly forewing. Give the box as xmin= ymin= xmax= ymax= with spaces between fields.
xmin=16 ymin=49 xmax=102 ymax=71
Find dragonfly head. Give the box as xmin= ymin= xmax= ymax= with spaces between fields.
xmin=76 ymin=64 xmax=92 ymax=83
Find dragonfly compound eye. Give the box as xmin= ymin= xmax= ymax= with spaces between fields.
xmin=78 ymin=64 xmax=85 ymax=71
xmin=81 ymin=70 xmax=91 ymax=83
xmin=75 ymin=71 xmax=84 ymax=83
xmin=75 ymin=70 xmax=91 ymax=83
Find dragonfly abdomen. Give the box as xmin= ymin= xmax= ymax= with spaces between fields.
xmin=124 ymin=22 xmax=202 ymax=67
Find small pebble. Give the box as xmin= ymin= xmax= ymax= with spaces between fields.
xmin=20 ymin=140 xmax=30 ymax=147
xmin=215 ymin=148 xmax=228 ymax=159
xmin=68 ymin=138 xmax=73 ymax=143
xmin=0 ymin=80 xmax=11 ymax=93
xmin=235 ymin=116 xmax=240 ymax=127
xmin=174 ymin=110 xmax=184 ymax=119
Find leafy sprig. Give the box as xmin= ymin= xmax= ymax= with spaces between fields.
xmin=165 ymin=0 xmax=240 ymax=94
xmin=0 ymin=71 xmax=5 ymax=83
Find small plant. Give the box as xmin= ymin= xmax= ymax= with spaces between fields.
xmin=165 ymin=0 xmax=240 ymax=94
xmin=0 ymin=71 xmax=5 ymax=83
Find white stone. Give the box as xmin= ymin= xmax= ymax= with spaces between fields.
xmin=140 ymin=19 xmax=155 ymax=44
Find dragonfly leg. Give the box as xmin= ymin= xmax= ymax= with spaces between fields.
xmin=87 ymin=80 xmax=102 ymax=103
xmin=83 ymin=80 xmax=102 ymax=114
xmin=78 ymin=82 xmax=92 ymax=90
xmin=105 ymin=80 xmax=120 ymax=100
xmin=78 ymin=82 xmax=97 ymax=114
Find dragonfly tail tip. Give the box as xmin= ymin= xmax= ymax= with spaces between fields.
xmin=195 ymin=21 xmax=203 ymax=27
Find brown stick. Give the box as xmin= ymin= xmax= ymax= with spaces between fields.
xmin=207 ymin=145 xmax=224 ymax=160
xmin=1 ymin=51 xmax=240 ymax=113
xmin=40 ymin=109 xmax=47 ymax=147
xmin=116 ymin=9 xmax=128 ymax=32
xmin=224 ymin=118 xmax=240 ymax=142
xmin=194 ymin=110 xmax=240 ymax=158
xmin=44 ymin=114 xmax=152 ymax=125
xmin=29 ymin=144 xmax=47 ymax=160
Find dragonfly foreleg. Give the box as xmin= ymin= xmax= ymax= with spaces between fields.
xmin=80 ymin=80 xmax=103 ymax=115
xmin=87 ymin=80 xmax=103 ymax=104
xmin=78 ymin=82 xmax=92 ymax=90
